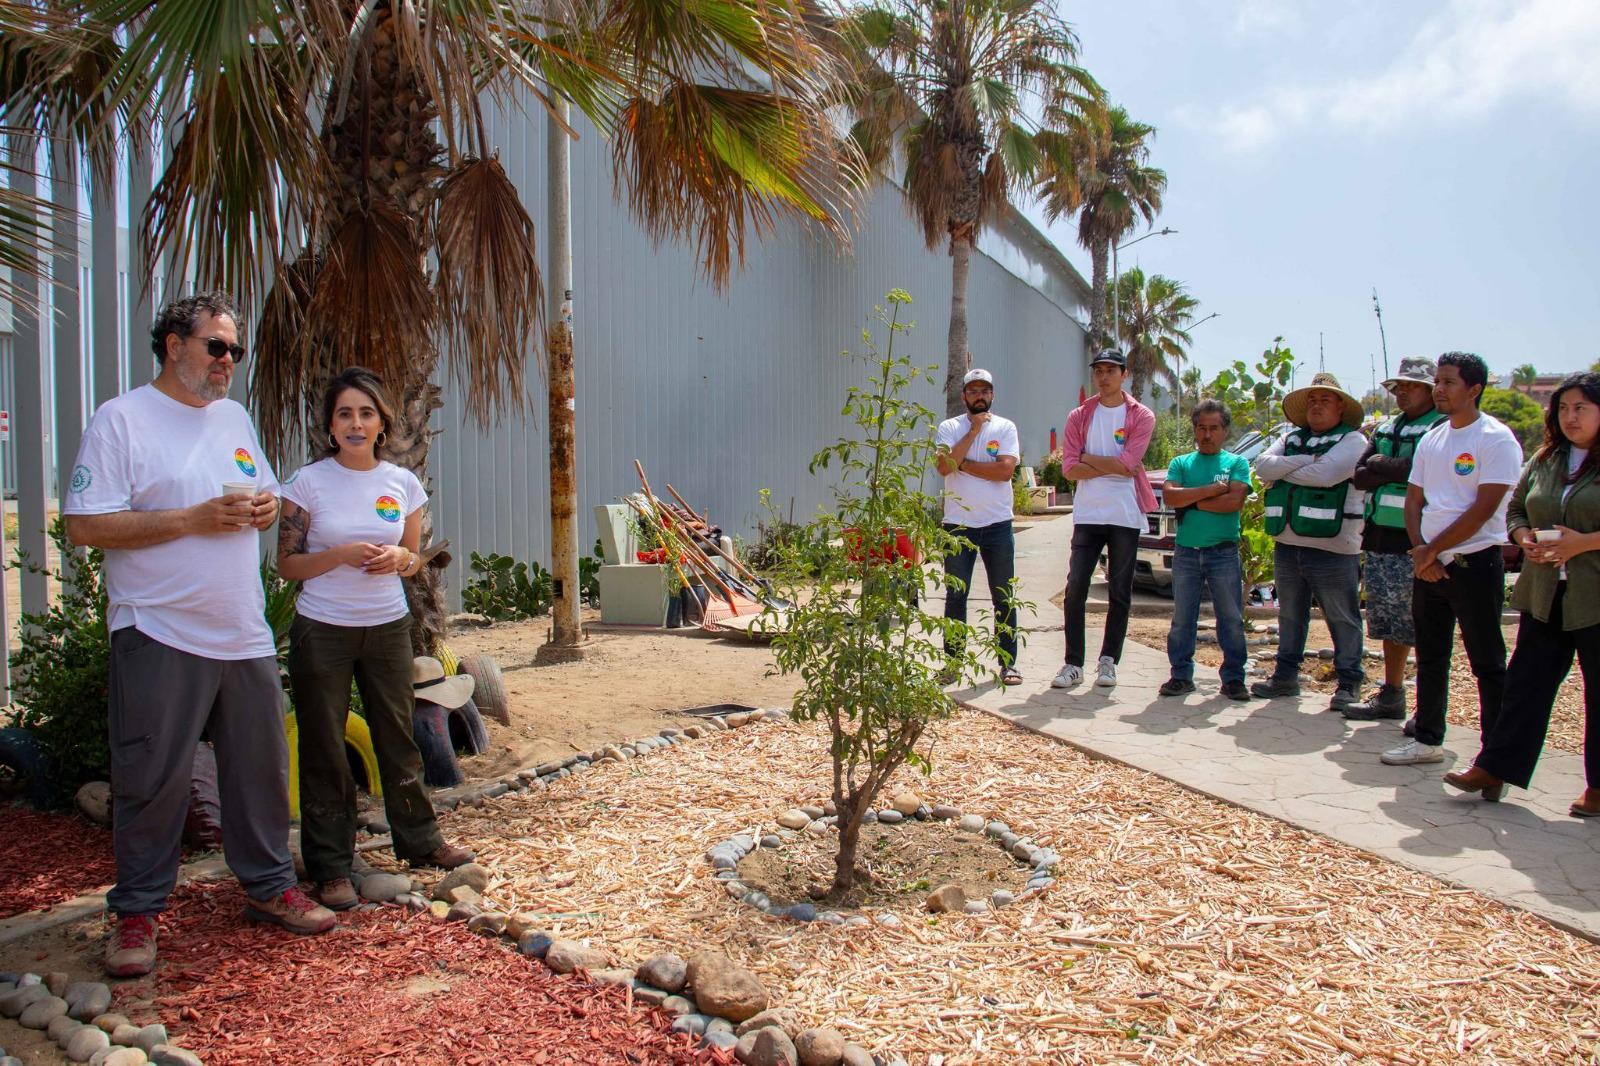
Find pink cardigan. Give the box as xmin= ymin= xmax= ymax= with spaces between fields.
xmin=1061 ymin=393 xmax=1158 ymax=513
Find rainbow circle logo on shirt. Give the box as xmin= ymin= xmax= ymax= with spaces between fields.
xmin=1113 ymin=427 xmax=1127 ymax=446
xmin=375 ymin=495 xmax=402 ymax=523
xmin=233 ymin=448 xmax=257 ymax=477
xmin=1453 ymin=452 xmax=1476 ymax=476
xmin=985 ymin=439 xmax=1001 ymax=457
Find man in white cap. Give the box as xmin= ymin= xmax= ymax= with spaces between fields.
xmin=1343 ymin=356 xmax=1442 ymax=726
xmin=1250 ymin=372 xmax=1369 ymax=709
xmin=935 ymin=368 xmax=1022 ymax=684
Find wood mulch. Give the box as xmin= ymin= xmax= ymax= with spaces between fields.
xmin=0 ymin=804 xmax=116 ymax=919
xmin=119 ymin=880 xmax=721 ymax=1066
xmin=375 ymin=709 xmax=1600 ymax=1064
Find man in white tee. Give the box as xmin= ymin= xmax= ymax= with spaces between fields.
xmin=935 ymin=368 xmax=1022 ymax=684
xmin=1381 ymin=351 xmax=1523 ymax=766
xmin=65 ymin=293 xmax=335 ymax=978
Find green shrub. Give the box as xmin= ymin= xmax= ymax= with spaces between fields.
xmin=579 ymin=538 xmax=603 ymax=607
xmin=1037 ymin=449 xmax=1068 ymax=491
xmin=462 ymin=551 xmax=553 ymax=620
xmin=1143 ymin=411 xmax=1194 ymax=471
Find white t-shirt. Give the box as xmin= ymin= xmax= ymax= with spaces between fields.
xmin=1070 ymin=403 xmax=1145 ymax=529
xmin=936 ymin=414 xmax=1020 ymax=527
xmin=1408 ymin=413 xmax=1524 ymax=563
xmin=281 ymin=458 xmax=428 ymax=626
xmin=64 ymin=385 xmax=280 ymax=660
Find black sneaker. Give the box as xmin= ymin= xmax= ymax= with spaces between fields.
xmin=1402 ymin=715 xmax=1417 ymax=737
xmin=1158 ymin=677 xmax=1196 ymax=697
xmin=1220 ymin=681 xmax=1250 ymax=701
xmin=1250 ymin=677 xmax=1301 ymax=699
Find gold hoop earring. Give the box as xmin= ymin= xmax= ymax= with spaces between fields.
xmin=329 ymin=434 xmax=338 ymax=451
xmin=376 ymin=431 xmax=387 ymax=449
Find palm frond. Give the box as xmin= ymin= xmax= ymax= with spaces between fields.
xmin=250 ymin=252 xmax=322 ymax=465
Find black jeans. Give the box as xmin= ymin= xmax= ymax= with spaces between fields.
xmin=1063 ymin=523 xmax=1141 ymax=666
xmin=1411 ymin=545 xmax=1506 ymax=747
xmin=1475 ymin=587 xmax=1600 ymax=788
xmin=942 ymin=520 xmax=1017 ymax=666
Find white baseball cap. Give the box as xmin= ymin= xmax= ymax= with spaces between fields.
xmin=962 ymin=368 xmax=994 ymax=386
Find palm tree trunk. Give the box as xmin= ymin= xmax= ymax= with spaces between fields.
xmin=1089 ymin=241 xmax=1109 ymax=351
xmin=945 ymin=231 xmax=973 ymax=418
xmin=387 ymin=374 xmax=448 ymax=656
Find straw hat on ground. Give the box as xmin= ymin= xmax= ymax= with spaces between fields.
xmin=1282 ymin=371 xmax=1364 ymax=429
xmin=412 ymin=656 xmax=475 ymax=709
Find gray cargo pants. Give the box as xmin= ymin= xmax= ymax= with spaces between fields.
xmin=106 ymin=626 xmax=297 ymax=916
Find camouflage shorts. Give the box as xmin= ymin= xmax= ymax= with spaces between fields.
xmin=1364 ymin=549 xmax=1415 ymax=645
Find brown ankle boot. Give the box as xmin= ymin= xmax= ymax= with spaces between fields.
xmin=1570 ymin=788 xmax=1600 ymax=818
xmin=412 ymin=842 xmax=476 ymax=869
xmin=1443 ymin=765 xmax=1505 ymax=801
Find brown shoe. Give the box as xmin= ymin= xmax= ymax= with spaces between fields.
xmin=1570 ymin=788 xmax=1600 ymax=818
xmin=1443 ymin=765 xmax=1505 ymax=802
xmin=105 ymin=914 xmax=158 ymax=978
xmin=411 ymin=843 xmax=476 ymax=870
xmin=245 ymin=886 xmax=337 ymax=934
xmin=316 ymin=878 xmax=359 ymax=911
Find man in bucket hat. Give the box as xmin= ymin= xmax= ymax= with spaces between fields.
xmin=1343 ymin=357 xmax=1443 ymax=727
xmin=1250 ymin=372 xmax=1369 ymax=708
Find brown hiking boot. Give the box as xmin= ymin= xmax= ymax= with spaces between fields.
xmin=245 ymin=886 xmax=337 ymax=934
xmin=411 ymin=842 xmax=476 ymax=870
xmin=105 ymin=914 xmax=158 ymax=978
xmin=316 ymin=878 xmax=359 ymax=911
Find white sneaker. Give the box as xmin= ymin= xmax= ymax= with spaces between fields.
xmin=1380 ymin=739 xmax=1444 ymax=766
xmin=1095 ymin=656 xmax=1117 ymax=688
xmin=1051 ymin=664 xmax=1083 ymax=689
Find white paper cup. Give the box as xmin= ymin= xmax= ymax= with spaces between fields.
xmin=1535 ymin=528 xmax=1563 ymax=544
xmin=222 ymin=481 xmax=256 ymax=499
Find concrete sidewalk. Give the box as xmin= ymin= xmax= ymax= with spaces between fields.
xmin=956 ymin=513 xmax=1600 ymax=940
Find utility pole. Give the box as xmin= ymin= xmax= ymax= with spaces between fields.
xmin=1318 ymin=332 xmax=1325 ymax=372
xmin=546 ymin=99 xmax=581 ymax=646
xmin=1372 ymin=288 xmax=1390 ymax=382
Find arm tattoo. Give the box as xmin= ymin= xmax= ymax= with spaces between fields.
xmin=278 ymin=503 xmax=310 ymax=557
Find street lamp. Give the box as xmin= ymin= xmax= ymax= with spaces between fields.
xmin=1175 ymin=312 xmax=1219 ymax=414
xmin=1111 ymin=226 xmax=1176 ymax=352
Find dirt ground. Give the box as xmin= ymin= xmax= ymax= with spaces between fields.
xmin=1125 ymin=615 xmax=1589 ymax=753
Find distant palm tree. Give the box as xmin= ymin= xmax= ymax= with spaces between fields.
xmin=1179 ymin=365 xmax=1204 ymax=411
xmin=1512 ymin=364 xmax=1538 ymax=392
xmin=838 ymin=0 xmax=1102 ymax=415
xmin=1109 ymin=268 xmax=1195 ymax=399
xmin=1036 ymin=105 xmax=1165 ymax=351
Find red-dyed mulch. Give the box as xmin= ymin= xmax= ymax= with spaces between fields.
xmin=129 ymin=881 xmax=728 ymax=1066
xmin=0 ymin=804 xmax=117 ymax=919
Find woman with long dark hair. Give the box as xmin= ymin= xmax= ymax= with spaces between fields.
xmin=278 ymin=368 xmax=474 ymax=910
xmin=1445 ymin=371 xmax=1600 ymax=816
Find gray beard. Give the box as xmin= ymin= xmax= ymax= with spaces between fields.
xmin=176 ymin=360 xmax=229 ymax=403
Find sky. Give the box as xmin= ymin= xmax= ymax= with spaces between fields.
xmin=1017 ymin=0 xmax=1600 ymax=395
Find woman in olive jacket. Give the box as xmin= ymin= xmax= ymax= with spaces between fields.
xmin=1445 ymin=371 xmax=1600 ymax=816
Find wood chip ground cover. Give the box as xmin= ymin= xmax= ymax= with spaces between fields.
xmin=380 ymin=709 xmax=1600 ymax=1064
xmin=0 ymin=805 xmax=116 ymax=918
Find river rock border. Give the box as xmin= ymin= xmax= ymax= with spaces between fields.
xmin=0 ymin=971 xmax=198 ymax=1065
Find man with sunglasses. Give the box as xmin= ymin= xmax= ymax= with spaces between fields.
xmin=65 ymin=292 xmax=335 ymax=979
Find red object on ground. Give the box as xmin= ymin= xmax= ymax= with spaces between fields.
xmin=0 ymin=805 xmax=117 ymax=918
xmin=843 ymin=527 xmax=919 ymax=568
xmin=135 ymin=881 xmax=726 ymax=1066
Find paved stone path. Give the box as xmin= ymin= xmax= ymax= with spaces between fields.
xmin=956 ymin=512 xmax=1600 ymax=939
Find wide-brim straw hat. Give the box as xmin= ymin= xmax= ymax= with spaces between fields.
xmin=412 ymin=655 xmax=475 ymax=710
xmin=1282 ymin=372 xmax=1364 ymax=430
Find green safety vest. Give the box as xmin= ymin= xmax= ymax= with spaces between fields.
xmin=1263 ymin=425 xmax=1362 ymax=539
xmin=1365 ymin=409 xmax=1444 ymax=528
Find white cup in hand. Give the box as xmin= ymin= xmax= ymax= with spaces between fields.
xmin=221 ymin=481 xmax=256 ymax=527
xmin=1535 ymin=528 xmax=1562 ymax=544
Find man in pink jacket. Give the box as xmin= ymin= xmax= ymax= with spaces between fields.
xmin=1052 ymin=349 xmax=1157 ymax=689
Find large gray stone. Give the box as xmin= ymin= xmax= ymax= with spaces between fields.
xmin=734 ymin=1008 xmax=800 ymax=1038
xmin=102 ymin=1049 xmax=150 ymax=1066
xmin=840 ymin=1045 xmax=875 ymax=1066
xmin=75 ymin=782 xmax=112 ymax=826
xmin=65 ymin=983 xmax=112 ymax=1022
xmin=65 ymin=1026 xmax=110 ymax=1063
xmin=636 ymin=952 xmax=688 ymax=993
xmin=430 ymin=862 xmax=491 ymax=902
xmin=544 ymin=939 xmax=607 ymax=975
xmin=148 ymin=1047 xmax=204 ymax=1066
xmin=0 ymin=983 xmax=49 ymax=1017
xmin=736 ymin=1026 xmax=798 ymax=1066
xmin=358 ymin=872 xmax=413 ymax=903
xmin=687 ymin=951 xmax=768 ymax=1023
xmin=48 ymin=1013 xmax=82 ymax=1043
xmin=19 ymin=995 xmax=68 ymax=1029
xmin=794 ymin=1027 xmax=846 ymax=1066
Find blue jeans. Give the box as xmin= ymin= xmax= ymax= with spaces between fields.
xmin=1166 ymin=544 xmax=1248 ymax=684
xmin=942 ymin=520 xmax=1018 ymax=667
xmin=1273 ymin=543 xmax=1365 ymax=690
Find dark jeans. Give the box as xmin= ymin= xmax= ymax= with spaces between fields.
xmin=1063 ymin=523 xmax=1140 ymax=666
xmin=1475 ymin=588 xmax=1597 ymax=787
xmin=1273 ymin=543 xmax=1364 ymax=690
xmin=288 ymin=614 xmax=444 ymax=880
xmin=107 ymin=628 xmax=295 ymax=916
xmin=1167 ymin=544 xmax=1248 ymax=684
xmin=942 ymin=520 xmax=1018 ymax=667
xmin=1412 ymin=545 xmax=1505 ymax=748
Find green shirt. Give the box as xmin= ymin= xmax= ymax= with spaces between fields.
xmin=1167 ymin=449 xmax=1252 ymax=549
xmin=1507 ymin=447 xmax=1600 ymax=631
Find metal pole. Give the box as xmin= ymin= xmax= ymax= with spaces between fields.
xmin=546 ymin=99 xmax=581 ymax=646
xmin=1372 ymin=288 xmax=1390 ymax=382
xmin=91 ymin=165 xmax=121 ymax=406
xmin=1110 ymin=240 xmax=1119 ymax=353
xmin=10 ymin=134 xmax=52 ymax=619
xmin=52 ymin=141 xmax=86 ymax=588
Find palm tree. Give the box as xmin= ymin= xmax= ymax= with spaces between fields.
xmin=1511 ymin=363 xmax=1538 ymax=392
xmin=1179 ymin=364 xmax=1203 ymax=411
xmin=1036 ymin=104 xmax=1165 ymax=351
xmin=11 ymin=1 xmax=861 ymax=651
xmin=838 ymin=0 xmax=1102 ymax=416
xmin=1108 ymin=267 xmax=1195 ymax=399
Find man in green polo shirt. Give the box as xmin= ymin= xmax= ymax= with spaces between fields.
xmin=1160 ymin=399 xmax=1253 ymax=699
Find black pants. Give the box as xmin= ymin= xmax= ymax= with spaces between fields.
xmin=942 ymin=520 xmax=1017 ymax=666
xmin=1411 ymin=545 xmax=1505 ymax=747
xmin=1475 ymin=587 xmax=1600 ymax=789
xmin=1063 ymin=523 xmax=1141 ymax=667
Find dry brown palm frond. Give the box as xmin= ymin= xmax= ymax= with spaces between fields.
xmin=304 ymin=201 xmax=435 ymax=402
xmin=251 ymin=252 xmax=322 ymax=467
xmin=433 ymin=156 xmax=542 ymax=425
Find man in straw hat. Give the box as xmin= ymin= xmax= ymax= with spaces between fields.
xmin=1250 ymin=372 xmax=1369 ymax=708
xmin=1342 ymin=357 xmax=1442 ymax=728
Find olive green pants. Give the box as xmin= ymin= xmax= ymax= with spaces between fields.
xmin=288 ymin=613 xmax=443 ymax=880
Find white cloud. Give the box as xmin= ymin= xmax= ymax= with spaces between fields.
xmin=1190 ymin=0 xmax=1600 ymax=151
xmin=1231 ymin=0 xmax=1305 ymax=37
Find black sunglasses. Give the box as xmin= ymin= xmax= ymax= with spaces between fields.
xmin=200 ymin=336 xmax=247 ymax=364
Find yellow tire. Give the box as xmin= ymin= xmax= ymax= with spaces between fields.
xmin=435 ymin=641 xmax=460 ymax=676
xmin=285 ymin=711 xmax=384 ymax=820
